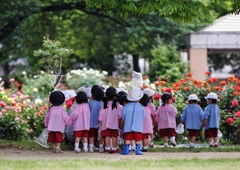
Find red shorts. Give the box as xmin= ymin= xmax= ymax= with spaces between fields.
xmin=123 ymin=132 xmax=142 ymax=141
xmin=205 ymin=128 xmax=218 ymax=138
xmin=101 ymin=129 xmax=118 ymax=137
xmin=89 ymin=128 xmax=98 ymax=138
xmin=74 ymin=130 xmax=89 ymax=138
xmin=159 ymin=128 xmax=175 ymax=137
xmin=142 ymin=133 xmax=150 ymax=139
xmin=48 ymin=131 xmax=63 ymax=143
xmin=188 ymin=129 xmax=200 ymax=137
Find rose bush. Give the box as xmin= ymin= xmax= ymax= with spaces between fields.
xmin=0 ymin=78 xmax=49 ymax=140
xmin=118 ymin=72 xmax=240 ymax=143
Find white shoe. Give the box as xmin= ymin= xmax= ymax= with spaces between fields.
xmin=82 ymin=148 xmax=88 ymax=153
xmin=74 ymin=148 xmax=81 ymax=153
xmin=99 ymin=147 xmax=104 ymax=153
xmin=89 ymin=147 xmax=94 ymax=153
xmin=171 ymin=141 xmax=177 ymax=147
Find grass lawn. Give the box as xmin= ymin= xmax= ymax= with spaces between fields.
xmin=0 ymin=158 xmax=240 ymax=170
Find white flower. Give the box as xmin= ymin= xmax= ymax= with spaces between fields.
xmin=22 ymin=71 xmax=27 ymax=75
xmin=102 ymin=71 xmax=108 ymax=75
xmin=33 ymin=75 xmax=37 ymax=79
xmin=40 ymin=71 xmax=45 ymax=74
xmin=33 ymin=88 xmax=38 ymax=92
xmin=35 ymin=99 xmax=43 ymax=105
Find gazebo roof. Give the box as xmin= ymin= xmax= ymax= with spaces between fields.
xmin=186 ymin=14 xmax=240 ymax=49
xmin=200 ymin=14 xmax=240 ymax=32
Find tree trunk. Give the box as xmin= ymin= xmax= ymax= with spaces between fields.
xmin=132 ymin=54 xmax=140 ymax=72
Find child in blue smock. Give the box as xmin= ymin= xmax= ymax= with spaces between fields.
xmin=88 ymin=85 xmax=104 ymax=152
xmin=180 ymin=94 xmax=204 ymax=148
xmin=203 ymin=92 xmax=220 ymax=147
xmin=120 ymin=88 xmax=146 ymax=155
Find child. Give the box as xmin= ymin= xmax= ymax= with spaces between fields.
xmin=139 ymin=94 xmax=153 ymax=152
xmin=44 ymin=91 xmax=71 ymax=153
xmin=156 ymin=92 xmax=178 ymax=147
xmin=180 ymin=94 xmax=204 ymax=148
xmin=203 ymin=92 xmax=220 ymax=147
xmin=69 ymin=91 xmax=90 ymax=153
xmin=88 ymin=85 xmax=104 ymax=152
xmin=143 ymin=88 xmax=157 ymax=147
xmin=98 ymin=87 xmax=122 ymax=153
xmin=120 ymin=88 xmax=146 ymax=155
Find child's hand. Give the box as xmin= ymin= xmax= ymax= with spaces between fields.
xmin=96 ymin=123 xmax=102 ymax=127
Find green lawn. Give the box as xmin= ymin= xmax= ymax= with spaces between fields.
xmin=0 ymin=158 xmax=240 ymax=170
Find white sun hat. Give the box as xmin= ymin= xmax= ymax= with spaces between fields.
xmin=143 ymin=88 xmax=155 ymax=97
xmin=127 ymin=88 xmax=144 ymax=101
xmin=75 ymin=86 xmax=85 ymax=95
xmin=188 ymin=94 xmax=199 ymax=101
xmin=205 ymin=92 xmax=218 ymax=100
xmin=84 ymin=86 xmax=92 ymax=98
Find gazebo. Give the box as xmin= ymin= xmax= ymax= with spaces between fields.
xmin=185 ymin=14 xmax=240 ymax=81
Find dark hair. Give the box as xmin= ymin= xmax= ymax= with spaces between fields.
xmin=119 ymin=94 xmax=129 ymax=106
xmin=188 ymin=100 xmax=198 ymax=104
xmin=211 ymin=99 xmax=217 ymax=103
xmin=161 ymin=92 xmax=171 ymax=106
xmin=103 ymin=94 xmax=118 ymax=110
xmin=140 ymin=94 xmax=149 ymax=106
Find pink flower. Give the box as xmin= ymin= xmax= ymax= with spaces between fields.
xmin=15 ymin=117 xmax=20 ymax=121
xmin=28 ymin=129 xmax=33 ymax=133
xmin=9 ymin=78 xmax=15 ymax=82
xmin=235 ymin=111 xmax=240 ymax=117
xmin=27 ymin=116 xmax=31 ymax=119
xmin=24 ymin=95 xmax=29 ymax=98
xmin=232 ymin=99 xmax=239 ymax=107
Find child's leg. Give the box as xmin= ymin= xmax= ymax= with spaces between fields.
xmin=149 ymin=134 xmax=154 ymax=147
xmin=163 ymin=136 xmax=168 ymax=147
xmin=55 ymin=143 xmax=63 ymax=153
xmin=82 ymin=137 xmax=88 ymax=152
xmin=190 ymin=136 xmax=197 ymax=143
xmin=75 ymin=137 xmax=80 ymax=151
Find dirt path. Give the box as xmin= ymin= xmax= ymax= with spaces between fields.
xmin=1 ymin=148 xmax=240 ymax=160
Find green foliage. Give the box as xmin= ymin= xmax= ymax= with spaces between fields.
xmin=21 ymin=71 xmax=56 ymax=100
xmin=148 ymin=37 xmax=186 ymax=82
xmin=34 ymin=36 xmax=73 ymax=74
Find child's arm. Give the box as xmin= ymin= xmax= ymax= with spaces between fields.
xmin=119 ymin=119 xmax=124 ymax=129
xmin=202 ymin=118 xmax=207 ymax=127
xmin=44 ymin=109 xmax=50 ymax=128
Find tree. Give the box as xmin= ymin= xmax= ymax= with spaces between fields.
xmin=0 ymin=0 xmax=239 ymax=75
xmin=148 ymin=37 xmax=186 ymax=82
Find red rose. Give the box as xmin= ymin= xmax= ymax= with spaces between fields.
xmin=232 ymin=99 xmax=239 ymax=107
xmin=235 ymin=112 xmax=240 ymax=117
xmin=226 ymin=118 xmax=234 ymax=125
xmin=153 ymin=94 xmax=161 ymax=100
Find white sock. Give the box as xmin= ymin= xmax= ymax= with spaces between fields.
xmin=89 ymin=144 xmax=94 ymax=148
xmin=129 ymin=145 xmax=132 ymax=150
xmin=99 ymin=144 xmax=103 ymax=148
xmin=75 ymin=143 xmax=79 ymax=149
xmin=170 ymin=137 xmax=175 ymax=142
xmin=105 ymin=147 xmax=110 ymax=150
xmin=112 ymin=148 xmax=116 ymax=151
xmin=143 ymin=146 xmax=148 ymax=149
xmin=214 ymin=142 xmax=218 ymax=145
xmin=83 ymin=143 xmax=88 ymax=150
xmin=164 ymin=143 xmax=168 ymax=146
xmin=209 ymin=141 xmax=213 ymax=145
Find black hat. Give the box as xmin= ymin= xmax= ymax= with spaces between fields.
xmin=106 ymin=86 xmax=117 ymax=96
xmin=49 ymin=91 xmax=65 ymax=106
xmin=140 ymin=94 xmax=149 ymax=106
xmin=75 ymin=91 xmax=88 ymax=101
xmin=91 ymin=87 xmax=104 ymax=101
xmin=161 ymin=92 xmax=172 ymax=103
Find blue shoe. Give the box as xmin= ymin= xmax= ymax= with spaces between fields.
xmin=135 ymin=144 xmax=143 ymax=155
xmin=120 ymin=144 xmax=129 ymax=155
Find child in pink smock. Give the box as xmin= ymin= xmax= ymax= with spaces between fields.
xmin=98 ymin=87 xmax=122 ymax=153
xmin=139 ymin=94 xmax=153 ymax=152
xmin=44 ymin=91 xmax=71 ymax=153
xmin=69 ymin=91 xmax=90 ymax=153
xmin=156 ymin=92 xmax=178 ymax=147
xmin=143 ymin=88 xmax=157 ymax=147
